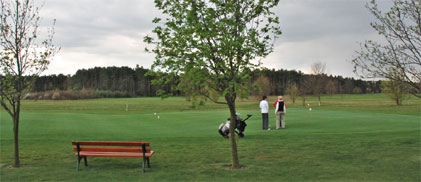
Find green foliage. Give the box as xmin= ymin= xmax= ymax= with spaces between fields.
xmin=145 ymin=1 xmax=282 ymax=168
xmin=145 ymin=0 xmax=282 ymax=103
xmin=381 ymin=80 xmax=409 ymax=105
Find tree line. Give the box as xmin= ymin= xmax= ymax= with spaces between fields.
xmin=251 ymin=68 xmax=381 ymax=96
xmin=29 ymin=66 xmax=382 ymax=99
xmin=30 ymin=65 xmax=166 ymax=98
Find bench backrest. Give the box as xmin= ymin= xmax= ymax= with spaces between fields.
xmin=72 ymin=141 xmax=151 ymax=153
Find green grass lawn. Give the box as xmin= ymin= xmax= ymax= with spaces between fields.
xmin=0 ymin=94 xmax=420 ymax=181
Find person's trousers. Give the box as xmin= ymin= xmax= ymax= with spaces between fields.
xmin=276 ymin=111 xmax=285 ymax=129
xmin=262 ymin=113 xmax=269 ymax=130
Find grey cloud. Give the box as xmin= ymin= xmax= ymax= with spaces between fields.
xmin=275 ymin=0 xmax=383 ymax=43
xmin=41 ymin=0 xmax=158 ymax=48
xmin=38 ymin=0 xmax=393 ymax=78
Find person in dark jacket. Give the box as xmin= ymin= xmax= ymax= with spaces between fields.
xmin=274 ymin=96 xmax=286 ymax=129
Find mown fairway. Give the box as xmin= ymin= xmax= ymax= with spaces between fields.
xmin=0 ymin=94 xmax=420 ymax=181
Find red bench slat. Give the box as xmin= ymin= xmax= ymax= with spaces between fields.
xmin=72 ymin=141 xmax=150 ymax=147
xmin=73 ymin=146 xmax=151 ymax=153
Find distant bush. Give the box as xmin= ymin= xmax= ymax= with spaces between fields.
xmin=353 ymin=87 xmax=362 ymax=94
xmin=94 ymin=90 xmax=131 ymax=98
xmin=24 ymin=90 xmax=132 ymax=100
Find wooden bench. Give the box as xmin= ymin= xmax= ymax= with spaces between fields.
xmin=72 ymin=141 xmax=155 ymax=172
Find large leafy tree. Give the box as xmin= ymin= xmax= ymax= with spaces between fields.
xmin=0 ymin=0 xmax=59 ymax=167
xmin=353 ymin=0 xmax=421 ymax=98
xmin=144 ymin=0 xmax=281 ymax=168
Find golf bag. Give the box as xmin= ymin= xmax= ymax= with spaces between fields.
xmin=218 ymin=113 xmax=252 ymax=138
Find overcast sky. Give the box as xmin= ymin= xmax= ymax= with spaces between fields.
xmin=38 ymin=0 xmax=392 ymax=78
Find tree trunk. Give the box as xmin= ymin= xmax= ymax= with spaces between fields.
xmin=13 ymin=112 xmax=20 ymax=167
xmin=226 ymin=96 xmax=240 ymax=169
xmin=13 ymin=1 xmax=21 ymax=167
xmin=302 ymin=97 xmax=306 ymax=107
xmin=318 ymin=95 xmax=321 ymax=106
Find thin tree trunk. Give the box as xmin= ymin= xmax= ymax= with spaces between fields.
xmin=13 ymin=0 xmax=21 ymax=167
xmin=318 ymin=95 xmax=321 ymax=106
xmin=226 ymin=96 xmax=240 ymax=169
xmin=396 ymin=98 xmax=400 ymax=105
xmin=13 ymin=112 xmax=20 ymax=167
xmin=302 ymin=97 xmax=306 ymax=107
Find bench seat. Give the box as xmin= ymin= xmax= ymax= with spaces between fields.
xmin=76 ymin=151 xmax=155 ymax=158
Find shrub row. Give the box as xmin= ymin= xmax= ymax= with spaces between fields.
xmin=24 ymin=90 xmax=132 ymax=100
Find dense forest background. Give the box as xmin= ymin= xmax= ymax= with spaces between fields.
xmin=25 ymin=65 xmax=381 ymax=100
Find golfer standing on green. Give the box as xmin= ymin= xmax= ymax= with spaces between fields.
xmin=259 ymin=96 xmax=269 ymax=130
xmin=274 ymin=96 xmax=286 ymax=129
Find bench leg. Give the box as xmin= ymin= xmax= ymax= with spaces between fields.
xmin=142 ymin=158 xmax=146 ymax=173
xmin=84 ymin=156 xmax=88 ymax=166
xmin=77 ymin=157 xmax=81 ymax=171
xmin=147 ymin=158 xmax=151 ymax=168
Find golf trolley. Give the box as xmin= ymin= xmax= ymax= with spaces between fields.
xmin=218 ymin=114 xmax=252 ymax=138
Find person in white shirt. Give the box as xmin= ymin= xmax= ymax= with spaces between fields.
xmin=259 ymin=96 xmax=269 ymax=130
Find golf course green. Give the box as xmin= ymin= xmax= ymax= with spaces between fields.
xmin=0 ymin=94 xmax=419 ymax=181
